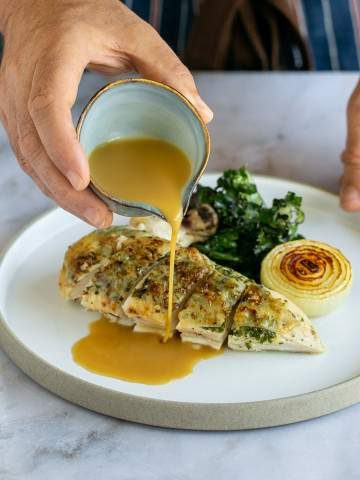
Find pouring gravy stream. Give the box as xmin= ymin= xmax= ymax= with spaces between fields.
xmin=89 ymin=137 xmax=191 ymax=340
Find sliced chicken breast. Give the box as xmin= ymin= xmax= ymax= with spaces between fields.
xmin=177 ymin=265 xmax=248 ymax=349
xmin=123 ymin=247 xmax=214 ymax=336
xmin=228 ymin=283 xmax=325 ymax=353
xmin=80 ymin=236 xmax=170 ymax=325
xmin=59 ymin=226 xmax=147 ymax=300
xmin=60 ymin=230 xmax=325 ymax=354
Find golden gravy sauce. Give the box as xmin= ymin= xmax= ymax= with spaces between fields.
xmin=89 ymin=137 xmax=191 ymax=339
xmin=72 ymin=318 xmax=222 ymax=385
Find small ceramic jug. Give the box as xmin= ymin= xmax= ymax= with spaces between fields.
xmin=76 ymin=78 xmax=210 ymax=219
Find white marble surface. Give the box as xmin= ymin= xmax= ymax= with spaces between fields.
xmin=1 ymin=72 xmax=360 ymax=479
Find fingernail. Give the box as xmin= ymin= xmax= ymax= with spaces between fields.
xmin=197 ymin=98 xmax=213 ymax=122
xmin=342 ymin=185 xmax=360 ymax=202
xmin=84 ymin=207 xmax=103 ymax=227
xmin=67 ymin=170 xmax=86 ymax=190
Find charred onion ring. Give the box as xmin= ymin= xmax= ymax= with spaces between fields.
xmin=261 ymin=240 xmax=352 ymax=317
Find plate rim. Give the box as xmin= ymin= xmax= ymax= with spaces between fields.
xmin=1 ymin=174 xmax=359 ymax=430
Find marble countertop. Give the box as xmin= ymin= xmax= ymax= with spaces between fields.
xmin=1 ymin=72 xmax=360 ymax=479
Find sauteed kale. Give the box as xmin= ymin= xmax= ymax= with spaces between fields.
xmin=191 ymin=168 xmax=304 ymax=281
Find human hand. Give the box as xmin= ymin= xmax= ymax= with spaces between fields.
xmin=340 ymin=79 xmax=360 ymax=211
xmin=0 ymin=0 xmax=212 ymax=227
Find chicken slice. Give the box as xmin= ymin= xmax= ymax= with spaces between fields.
xmin=123 ymin=247 xmax=214 ymax=337
xmin=177 ymin=265 xmax=249 ymax=350
xmin=228 ymin=283 xmax=325 ymax=353
xmin=59 ymin=226 xmax=148 ymax=300
xmin=80 ymin=236 xmax=170 ymax=325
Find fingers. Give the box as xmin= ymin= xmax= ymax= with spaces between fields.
xmin=14 ymin=102 xmax=112 ymax=227
xmin=120 ymin=19 xmax=213 ymax=123
xmin=27 ymin=53 xmax=90 ymax=190
xmin=23 ymin=129 xmax=113 ymax=227
xmin=340 ymin=80 xmax=360 ymax=211
xmin=30 ymin=144 xmax=113 ymax=228
xmin=8 ymin=48 xmax=112 ymax=227
xmin=340 ymin=164 xmax=360 ymax=211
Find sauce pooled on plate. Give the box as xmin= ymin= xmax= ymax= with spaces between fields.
xmin=72 ymin=317 xmax=222 ymax=385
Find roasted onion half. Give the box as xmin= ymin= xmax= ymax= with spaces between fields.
xmin=261 ymin=240 xmax=352 ymax=317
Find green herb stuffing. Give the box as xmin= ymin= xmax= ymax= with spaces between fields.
xmin=202 ymin=326 xmax=224 ymax=333
xmin=192 ymin=167 xmax=304 ymax=280
xmin=233 ymin=326 xmax=277 ymax=344
xmin=245 ymin=341 xmax=252 ymax=350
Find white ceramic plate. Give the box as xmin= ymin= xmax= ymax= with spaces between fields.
xmin=1 ymin=174 xmax=360 ymax=430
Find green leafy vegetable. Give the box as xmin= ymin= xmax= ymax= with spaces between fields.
xmin=192 ymin=167 xmax=304 ymax=280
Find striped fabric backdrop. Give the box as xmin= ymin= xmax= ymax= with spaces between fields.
xmin=288 ymin=0 xmax=360 ymax=69
xmin=124 ymin=0 xmax=360 ymax=70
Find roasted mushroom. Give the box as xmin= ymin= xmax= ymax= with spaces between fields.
xmin=130 ymin=203 xmax=218 ymax=246
xmin=182 ymin=203 xmax=218 ymax=241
